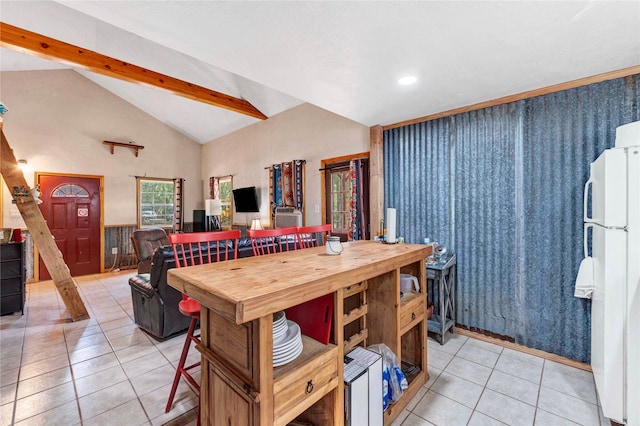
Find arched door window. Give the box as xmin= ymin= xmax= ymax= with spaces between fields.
xmin=52 ymin=184 xmax=90 ymax=197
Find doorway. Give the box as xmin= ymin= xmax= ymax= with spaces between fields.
xmin=37 ymin=173 xmax=103 ymax=280
xmin=321 ymin=153 xmax=370 ymax=241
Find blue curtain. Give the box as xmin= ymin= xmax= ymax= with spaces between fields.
xmin=384 ymin=75 xmax=640 ymax=362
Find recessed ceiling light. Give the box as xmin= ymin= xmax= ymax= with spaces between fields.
xmin=398 ymin=76 xmax=417 ymax=86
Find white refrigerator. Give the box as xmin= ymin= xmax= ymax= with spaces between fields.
xmin=581 ymin=121 xmax=640 ymax=425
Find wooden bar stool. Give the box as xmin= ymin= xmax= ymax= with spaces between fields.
xmin=165 ymin=230 xmax=240 ymax=424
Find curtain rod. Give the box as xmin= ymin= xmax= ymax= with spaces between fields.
xmin=133 ymin=175 xmax=183 ymax=180
xmin=264 ymin=159 xmax=307 ymax=170
xmin=318 ymin=163 xmax=365 ymax=172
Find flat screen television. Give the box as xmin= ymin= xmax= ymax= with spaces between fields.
xmin=232 ymin=186 xmax=260 ymax=213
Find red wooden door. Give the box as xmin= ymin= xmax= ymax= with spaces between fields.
xmin=38 ymin=175 xmax=101 ymax=280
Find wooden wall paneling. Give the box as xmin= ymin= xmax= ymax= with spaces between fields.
xmin=369 ymin=125 xmax=384 ymax=240
xmin=104 ymin=225 xmax=137 ymax=270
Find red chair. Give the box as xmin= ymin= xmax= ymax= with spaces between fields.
xmin=165 ymin=230 xmax=240 ymax=424
xmin=249 ymin=226 xmax=334 ymax=345
xmin=247 ymin=226 xmax=299 ymax=256
xmin=296 ymin=224 xmax=332 ymax=249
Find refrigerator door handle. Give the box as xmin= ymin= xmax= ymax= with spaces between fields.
xmin=584 ymin=177 xmax=595 ymax=223
xmin=584 ymin=223 xmax=593 ymax=258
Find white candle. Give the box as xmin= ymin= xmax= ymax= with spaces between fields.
xmin=386 ymin=208 xmax=396 ymax=243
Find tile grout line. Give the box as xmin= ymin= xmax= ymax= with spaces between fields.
xmin=65 ymin=279 xmax=96 ymax=426
xmin=80 ymin=279 xmax=152 ymax=425
xmin=77 ymin=277 xmax=195 ymax=425
xmin=9 ymin=283 xmax=30 ymax=426
xmin=109 ymin=283 xmax=155 ymax=426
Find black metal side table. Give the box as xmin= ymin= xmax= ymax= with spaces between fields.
xmin=426 ymin=253 xmax=456 ymax=345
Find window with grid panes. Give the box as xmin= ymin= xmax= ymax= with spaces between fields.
xmin=330 ymin=167 xmax=351 ymax=236
xmin=218 ymin=176 xmax=233 ymax=229
xmin=137 ymin=178 xmax=174 ymax=228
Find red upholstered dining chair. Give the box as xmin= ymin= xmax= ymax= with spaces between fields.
xmin=247 ymin=226 xmax=299 ymax=256
xmin=165 ymin=230 xmax=241 ymax=423
xmin=296 ymin=224 xmax=332 ymax=249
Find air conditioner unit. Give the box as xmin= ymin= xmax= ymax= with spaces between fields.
xmin=274 ymin=209 xmax=302 ymax=228
xmin=275 ymin=207 xmax=296 ymax=214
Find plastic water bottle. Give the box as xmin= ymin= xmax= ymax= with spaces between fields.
xmin=382 ymin=367 xmax=390 ymax=411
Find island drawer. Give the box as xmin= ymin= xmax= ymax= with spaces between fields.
xmin=273 ymin=346 xmax=338 ymax=425
xmin=399 ymin=294 xmax=425 ymax=334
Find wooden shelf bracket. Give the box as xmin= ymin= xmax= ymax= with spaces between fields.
xmin=103 ymin=141 xmax=145 ymax=157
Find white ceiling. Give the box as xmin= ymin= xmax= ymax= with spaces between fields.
xmin=2 ymin=1 xmax=639 ymax=144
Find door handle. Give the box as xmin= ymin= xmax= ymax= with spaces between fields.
xmin=583 ymin=178 xmax=595 ymax=223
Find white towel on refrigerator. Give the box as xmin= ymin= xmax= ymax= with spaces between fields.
xmin=574 ymin=257 xmax=594 ymax=299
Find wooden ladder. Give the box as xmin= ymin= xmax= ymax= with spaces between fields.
xmin=1 ymin=129 xmax=89 ymax=321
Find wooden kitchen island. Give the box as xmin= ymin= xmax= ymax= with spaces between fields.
xmin=167 ymin=240 xmax=432 ymax=426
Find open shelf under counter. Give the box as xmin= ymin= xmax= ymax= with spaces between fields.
xmin=273 ymin=336 xmax=338 ymax=380
xmin=273 ymin=336 xmax=340 ymax=426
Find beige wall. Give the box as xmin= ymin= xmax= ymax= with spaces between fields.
xmin=1 ymin=71 xmax=370 ymax=231
xmin=202 ymin=103 xmax=370 ymax=227
xmin=1 ymin=70 xmax=202 ymax=228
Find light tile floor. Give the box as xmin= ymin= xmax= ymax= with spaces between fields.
xmin=392 ymin=333 xmax=611 ymax=426
xmin=0 ymin=271 xmax=198 ymax=426
xmin=1 ymin=271 xmax=611 ymax=426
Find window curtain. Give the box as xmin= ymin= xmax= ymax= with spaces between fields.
xmin=173 ymin=178 xmax=184 ymax=233
xmin=209 ymin=176 xmax=220 ymax=199
xmin=348 ymin=159 xmax=366 ymax=240
xmin=269 ymin=160 xmax=305 ymax=225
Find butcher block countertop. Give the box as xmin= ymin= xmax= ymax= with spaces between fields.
xmin=167 ymin=240 xmax=430 ymax=325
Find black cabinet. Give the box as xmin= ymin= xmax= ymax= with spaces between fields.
xmin=1 ymin=242 xmax=25 ymax=315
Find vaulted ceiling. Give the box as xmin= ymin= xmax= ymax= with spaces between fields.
xmin=2 ymin=1 xmax=639 ymax=144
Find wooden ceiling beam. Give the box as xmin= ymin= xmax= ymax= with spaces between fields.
xmin=0 ymin=22 xmax=267 ymax=120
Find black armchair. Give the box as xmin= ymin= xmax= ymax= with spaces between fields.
xmin=131 ymin=228 xmax=169 ymax=274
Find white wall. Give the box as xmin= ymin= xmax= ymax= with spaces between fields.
xmin=1 ymin=70 xmax=202 ymax=228
xmin=202 ymin=103 xmax=370 ymax=226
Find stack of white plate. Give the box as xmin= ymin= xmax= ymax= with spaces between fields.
xmin=272 ymin=312 xmax=303 ymax=367
xmin=273 ymin=311 xmax=288 ymax=340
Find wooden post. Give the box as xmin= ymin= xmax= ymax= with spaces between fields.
xmin=369 ymin=125 xmax=384 ymax=240
xmin=1 ymin=130 xmax=89 ymax=321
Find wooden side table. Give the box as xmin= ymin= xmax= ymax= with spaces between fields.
xmin=427 ymin=253 xmax=456 ymax=344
